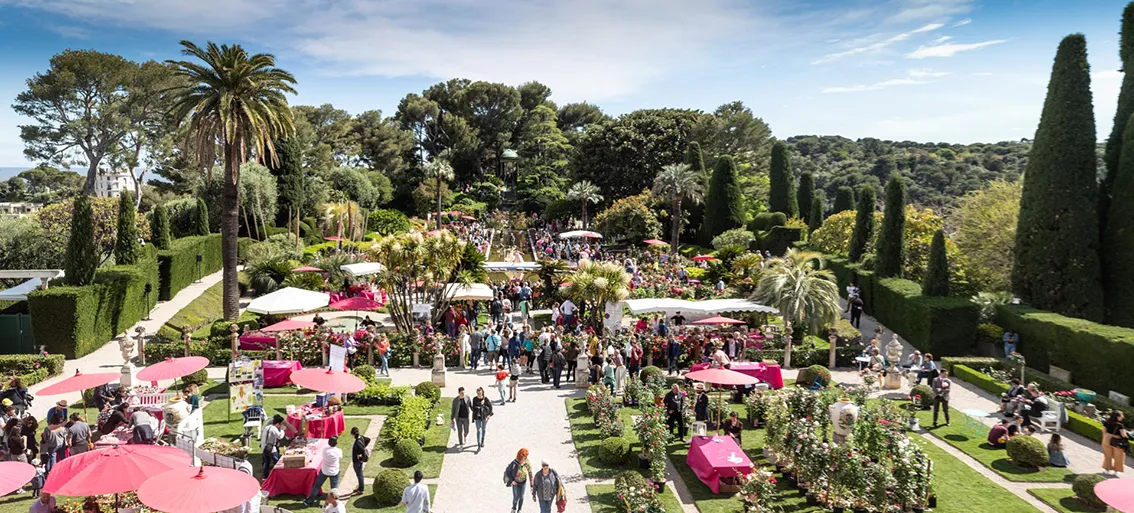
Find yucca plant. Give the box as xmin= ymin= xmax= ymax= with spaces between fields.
xmin=753 ymin=249 xmax=841 ymax=368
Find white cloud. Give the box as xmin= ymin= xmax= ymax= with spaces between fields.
xmin=822 ymin=76 xmax=927 ymax=93
xmin=931 ymin=36 xmax=952 ymax=44
xmin=812 ymin=20 xmax=944 ymax=65
xmin=46 ymin=25 xmax=90 ymax=39
xmin=911 ymin=23 xmax=944 ymax=33
xmin=953 ymin=18 xmax=972 ymax=27
xmin=887 ymin=0 xmax=974 ymax=24
xmin=909 ymin=68 xmax=950 ymax=77
xmin=906 ymin=39 xmax=1007 ymax=58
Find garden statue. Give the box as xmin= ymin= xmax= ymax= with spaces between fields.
xmin=119 ymin=331 xmax=136 ymax=388
xmin=883 ymin=334 xmax=903 ymax=390
xmin=431 ymin=342 xmax=447 ymax=387
xmin=229 ymin=324 xmax=239 ymax=359
xmin=829 ymin=397 xmax=859 ymax=444
xmin=135 ymin=326 xmax=147 ymax=365
xmin=576 ymin=354 xmax=590 ymax=389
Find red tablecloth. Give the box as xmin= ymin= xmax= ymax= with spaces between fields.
xmin=262 ymin=360 xmax=302 ymax=388
xmin=262 ymin=440 xmax=327 ymax=497
xmin=687 ymin=362 xmax=784 ymax=389
xmin=239 ymin=334 xmax=277 ymax=351
xmin=686 ymin=436 xmax=752 ymax=494
xmin=286 ymin=406 xmax=345 ymax=439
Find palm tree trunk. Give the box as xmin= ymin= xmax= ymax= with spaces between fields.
xmin=672 ymin=197 xmax=682 ymax=254
xmin=582 ymin=203 xmax=588 ymax=228
xmin=436 ymin=179 xmax=443 ymax=231
xmin=221 ymin=139 xmax=242 ymax=321
xmin=783 ymin=318 xmax=793 ymax=369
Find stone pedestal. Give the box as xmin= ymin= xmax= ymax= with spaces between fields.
xmin=431 ymin=353 xmax=447 ymax=387
xmin=120 ymin=363 xmax=136 ymax=388
xmin=882 ymin=370 xmax=902 ymax=390
xmin=575 ymin=355 xmax=591 ymax=389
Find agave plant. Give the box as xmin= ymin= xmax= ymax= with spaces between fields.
xmin=245 ymin=255 xmax=294 ymax=295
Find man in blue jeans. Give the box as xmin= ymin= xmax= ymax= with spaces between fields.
xmin=666 ymin=336 xmax=682 ymax=375
xmin=1003 ymin=330 xmax=1019 ymax=358
xmin=304 ymin=436 xmax=343 ymax=506
xmin=350 ymin=427 xmax=370 ymax=494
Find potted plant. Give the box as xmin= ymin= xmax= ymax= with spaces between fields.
xmin=649 ymin=456 xmax=668 ymax=491
xmin=635 ymin=402 xmax=672 ymax=473
xmin=738 ymin=467 xmax=778 ymax=513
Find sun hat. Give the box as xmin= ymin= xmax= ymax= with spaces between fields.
xmin=56 ymin=400 xmax=67 ymax=407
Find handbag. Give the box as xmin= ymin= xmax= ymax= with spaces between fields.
xmin=555 ymin=475 xmax=567 ymax=512
xmin=1109 ymin=436 xmax=1129 ymax=449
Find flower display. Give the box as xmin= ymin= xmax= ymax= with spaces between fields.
xmin=738 ymin=467 xmax=778 ymax=513
xmin=635 ymin=402 xmax=672 ymax=464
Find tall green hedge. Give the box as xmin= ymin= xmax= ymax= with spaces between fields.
xmin=28 ymin=256 xmax=159 ymax=358
xmin=996 ymin=304 xmax=1134 ymax=398
xmin=157 ymin=234 xmax=223 ymax=300
xmin=870 ymin=277 xmax=978 ymax=356
xmin=757 ymin=226 xmax=805 ymax=255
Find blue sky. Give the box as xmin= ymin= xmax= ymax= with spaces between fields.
xmin=0 ymin=0 xmax=1128 ymax=167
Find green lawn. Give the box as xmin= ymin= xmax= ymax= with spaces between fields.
xmin=157 ymin=280 xmax=224 ymax=339
xmin=363 ymin=397 xmax=452 ymax=479
xmin=1029 ymin=488 xmax=1106 ymax=513
xmin=914 ymin=406 xmax=1074 ymax=482
xmin=586 ymin=484 xmax=684 ymax=513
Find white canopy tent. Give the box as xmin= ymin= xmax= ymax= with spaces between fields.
xmin=484 ymin=262 xmax=541 ymax=272
xmin=341 ymin=262 xmax=386 ymax=277
xmin=622 ymin=298 xmax=778 ymax=317
xmin=0 ymin=269 xmax=64 ymax=301
xmin=246 ymin=287 xmax=330 ymax=315
xmin=558 ymin=230 xmax=602 ymax=240
xmin=0 ymin=277 xmax=54 ymax=301
xmin=444 ymin=283 xmax=494 ymax=301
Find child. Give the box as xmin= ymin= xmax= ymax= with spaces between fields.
xmin=1048 ymin=433 xmax=1070 ymax=467
xmin=29 ymin=458 xmax=45 ymax=497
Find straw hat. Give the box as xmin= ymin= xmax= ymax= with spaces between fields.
xmin=56 ymin=400 xmax=67 ymax=407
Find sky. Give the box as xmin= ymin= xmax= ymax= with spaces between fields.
xmin=0 ymin=0 xmax=1128 ymax=167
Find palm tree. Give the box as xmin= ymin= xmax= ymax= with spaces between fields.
xmin=320 ymin=199 xmax=363 ymax=243
xmin=167 ymin=41 xmax=296 ymax=320
xmin=567 ymin=181 xmax=603 ymax=228
xmin=424 ymin=156 xmax=454 ymax=230
xmin=653 ymin=163 xmax=704 ymax=253
xmin=753 ymin=249 xmax=841 ymax=369
xmin=561 ymin=261 xmax=630 ymax=329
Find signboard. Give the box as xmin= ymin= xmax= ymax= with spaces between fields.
xmin=329 ymin=344 xmax=347 ymax=372
xmin=604 ymin=301 xmax=623 ymax=331
xmin=228 ymin=358 xmax=264 ymax=414
xmin=411 ymin=303 xmax=432 ymax=323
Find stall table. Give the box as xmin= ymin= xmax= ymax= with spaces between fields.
xmin=239 ymin=334 xmax=277 ymax=351
xmin=261 ymin=439 xmax=327 ymax=497
xmin=285 ymin=405 xmax=345 ymax=439
xmin=686 ymin=435 xmax=753 ymax=494
xmin=688 ymin=362 xmax=784 ymax=389
xmin=262 ymin=360 xmax=303 ymax=388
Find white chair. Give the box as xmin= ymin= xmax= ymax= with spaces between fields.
xmin=1039 ymin=403 xmax=1062 ymax=432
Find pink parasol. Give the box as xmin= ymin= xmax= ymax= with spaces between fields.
xmin=289 ymin=367 xmax=366 ymax=393
xmin=138 ymin=466 xmax=260 ymax=513
xmin=691 ymin=255 xmax=717 ymax=261
xmin=643 ymin=239 xmax=667 ymax=245
xmin=136 ymin=356 xmax=210 ymax=382
xmin=43 ymin=445 xmax=190 ymax=496
xmin=448 ymin=210 xmax=463 ymax=215
xmin=291 ymin=266 xmax=323 ymax=273
xmin=461 ymin=215 xmax=476 ymax=220
xmin=37 ymin=370 xmax=120 ymax=396
xmin=260 ymin=319 xmax=318 ymax=332
xmin=1094 ymin=479 xmax=1134 ymax=513
xmin=330 ymin=296 xmax=382 ymax=311
xmin=323 ymin=236 xmax=347 ymax=242
xmin=0 ymin=461 xmax=35 ymax=495
xmin=693 ymin=315 xmax=746 ymax=325
xmin=685 ymin=368 xmax=762 ymax=386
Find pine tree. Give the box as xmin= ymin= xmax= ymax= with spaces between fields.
xmin=114 ymin=191 xmax=140 ymax=265
xmin=797 ymin=171 xmax=815 ymax=225
xmin=1013 ymin=34 xmax=1104 ymax=321
xmin=1104 ymin=112 xmax=1134 ymax=326
xmin=833 ymin=186 xmax=856 ymax=214
xmin=808 ymin=196 xmax=824 ymax=233
xmin=152 ymin=203 xmax=172 ymax=250
xmin=848 ymin=185 xmax=876 ymax=263
xmin=270 ymin=136 xmax=305 ymax=227
xmin=1101 ymin=2 xmax=1134 ymax=234
xmin=922 ymin=229 xmax=950 ymax=297
xmin=703 ymin=155 xmax=745 ymax=240
xmin=768 ymin=142 xmax=798 ymax=217
xmin=65 ymin=195 xmax=98 ymax=286
xmin=194 ymin=198 xmax=211 ymax=236
xmin=874 ymin=175 xmax=906 ymax=278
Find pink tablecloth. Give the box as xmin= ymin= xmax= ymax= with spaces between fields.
xmin=686 ymin=436 xmax=753 ymax=494
xmin=239 ymin=334 xmax=277 ymax=351
xmin=687 ymin=362 xmax=784 ymax=389
xmin=262 ymin=440 xmax=327 ymax=497
xmin=262 ymin=360 xmax=302 ymax=388
xmin=286 ymin=407 xmax=345 ymax=439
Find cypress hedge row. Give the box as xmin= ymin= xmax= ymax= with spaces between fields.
xmin=157 ymin=234 xmax=224 ymax=300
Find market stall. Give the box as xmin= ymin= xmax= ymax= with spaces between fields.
xmin=96 ymin=404 xmax=167 ymax=447
xmin=262 ymin=360 xmax=303 ymax=387
xmin=688 ymin=361 xmax=784 ymax=389
xmin=686 ymin=435 xmax=753 ymax=494
xmin=285 ymin=403 xmax=345 ymax=439
xmin=261 ymin=439 xmax=328 ymax=497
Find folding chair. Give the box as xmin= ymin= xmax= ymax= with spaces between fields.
xmin=240 ymin=405 xmax=266 ymax=446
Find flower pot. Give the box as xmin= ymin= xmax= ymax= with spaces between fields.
xmin=851 ymin=509 xmax=867 ymax=513
xmin=638 ymin=455 xmax=651 ymax=470
xmin=805 ymin=493 xmax=818 ymax=506
xmin=650 ymin=479 xmax=666 ymax=492
xmin=763 ymin=448 xmax=778 ymax=465
xmin=908 ymin=418 xmax=920 ymax=430
xmin=833 ymin=508 xmax=846 ymax=513
xmin=928 ymin=495 xmax=937 ymax=508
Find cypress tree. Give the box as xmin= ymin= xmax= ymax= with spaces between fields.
xmin=797 ymin=171 xmax=815 ymax=225
xmin=1103 ymin=113 xmax=1134 ymax=326
xmin=848 ymin=185 xmax=876 ymax=263
xmin=65 ymin=195 xmax=98 ymax=286
xmin=833 ymin=186 xmax=856 ymax=214
xmin=1013 ymin=34 xmax=1104 ymax=321
xmin=684 ymin=142 xmax=709 ymax=245
xmin=152 ymin=203 xmax=172 ymax=250
xmin=271 ymin=136 xmax=305 ymax=227
xmin=922 ymin=229 xmax=950 ymax=297
xmin=1101 ymin=2 xmax=1134 ymax=234
xmin=114 ymin=191 xmax=140 ymax=265
xmin=808 ymin=195 xmax=824 ymax=233
xmin=768 ymin=142 xmax=798 ymax=217
xmin=194 ymin=198 xmax=211 ymax=236
xmin=703 ymin=155 xmax=745 ymax=240
xmin=874 ymin=175 xmax=906 ymax=278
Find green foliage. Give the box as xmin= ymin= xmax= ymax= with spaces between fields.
xmin=114 ymin=191 xmax=141 ymax=265
xmin=797 ymin=171 xmax=815 ymax=225
xmin=193 ymin=198 xmax=210 ymax=235
xmin=703 ymin=155 xmax=745 ymax=241
xmin=758 ymin=226 xmax=806 ymax=255
xmin=639 ymin=366 xmax=664 ymax=383
xmin=157 ymin=234 xmax=223 ymax=300
xmin=1104 ymin=111 xmax=1134 ymax=327
xmin=871 ymin=277 xmax=979 ymax=356
xmin=922 ymin=229 xmax=950 ymax=296
xmin=1013 ymin=34 xmax=1104 ymax=321
xmin=849 ymin=185 xmax=876 ymax=262
xmin=64 ymin=195 xmax=98 ymax=286
xmin=976 ymin=322 xmax=1005 ymax=346
xmin=182 ymin=369 xmax=208 ymax=386
xmin=598 ymin=436 xmax=630 ymax=464
xmin=415 ymin=381 xmax=441 ymax=404
xmin=808 ymin=196 xmax=824 ymax=233
xmin=1072 ymin=473 xmax=1108 ymax=509
xmin=874 ymin=175 xmax=906 ymax=278
xmin=393 ymin=438 xmax=423 ymax=466
xmin=0 ymin=354 xmax=66 ymax=388
xmin=384 ymin=395 xmax=431 ymax=447
xmin=1102 ymin=3 xmax=1134 ymax=234
xmin=270 ymin=136 xmax=305 ymax=226
xmin=368 ymin=208 xmax=411 ymax=236
xmin=833 ymin=186 xmax=855 ymax=214
xmin=711 ymin=228 xmax=756 ymax=250
xmin=748 ymin=212 xmax=775 ymax=231
xmin=768 ymin=142 xmax=798 ymax=217
xmin=326 ymin=166 xmax=382 ymax=209
xmin=373 ymin=469 xmax=408 ymax=506
xmin=353 ymin=365 xmax=377 ymax=384
xmin=594 ymin=192 xmax=662 ymax=242
xmin=909 ymin=384 xmax=935 ymax=408
xmin=806 ymin=364 xmax=831 ymax=386
xmin=1005 ymin=435 xmax=1048 ymax=468
xmin=152 ymin=203 xmax=172 ymax=250
xmin=949 ymin=180 xmax=1021 ymax=293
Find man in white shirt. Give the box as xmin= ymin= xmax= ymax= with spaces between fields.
xmin=400 ymin=470 xmax=431 ymax=513
xmin=304 ymin=436 xmax=343 ymax=506
xmin=560 ymin=299 xmax=577 ymax=326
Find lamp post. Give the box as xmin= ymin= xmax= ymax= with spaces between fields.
xmin=143 ymin=283 xmax=153 ymax=320
xmin=195 ymin=254 xmax=203 ymax=283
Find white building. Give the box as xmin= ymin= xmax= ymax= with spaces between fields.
xmin=94 ymin=169 xmax=133 ymax=198
xmin=0 ymin=202 xmax=43 ymax=218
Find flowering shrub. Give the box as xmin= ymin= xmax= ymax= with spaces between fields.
xmin=828 ymin=445 xmax=867 ymax=509
xmin=891 ymin=436 xmax=932 ymax=510
xmin=614 ymin=471 xmax=665 ymax=513
xmin=587 ymin=385 xmax=624 ymax=438
xmin=635 ymin=403 xmax=672 ymax=461
xmin=738 ymin=467 xmax=778 ymax=513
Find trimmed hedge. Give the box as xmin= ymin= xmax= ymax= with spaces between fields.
xmin=157 ymin=234 xmax=223 ymax=300
xmin=28 ymin=257 xmax=160 ymax=358
xmin=872 ymin=277 xmax=978 ymax=356
xmin=758 ymin=226 xmax=805 ymax=255
xmin=392 ymin=438 xmax=423 ymax=466
xmin=996 ymin=304 xmax=1134 ymax=399
xmin=747 ymin=347 xmax=860 ymax=368
xmin=1072 ymin=474 xmax=1108 ymax=509
xmin=599 ymin=436 xmax=630 ymax=464
xmin=373 ymin=469 xmax=408 ymax=506
xmin=1006 ymin=435 xmax=1048 ymax=468
xmin=0 ymin=354 xmax=66 ymax=387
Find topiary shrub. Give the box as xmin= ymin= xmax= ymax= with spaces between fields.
xmin=806 ymin=365 xmax=831 ymax=387
xmin=414 ymin=381 xmax=441 ymax=404
xmin=392 ymin=438 xmax=423 ymax=466
xmin=1071 ymin=473 xmax=1107 ymax=509
xmin=373 ymin=469 xmax=408 ymax=506
xmin=640 ymin=366 xmax=664 ymax=382
xmin=1006 ymin=435 xmax=1048 ymax=468
xmin=183 ymin=369 xmax=209 ymax=386
xmin=353 ymin=365 xmax=377 ymax=384
xmin=909 ymin=384 xmax=935 ymax=409
xmin=598 ymin=436 xmax=630 ymax=465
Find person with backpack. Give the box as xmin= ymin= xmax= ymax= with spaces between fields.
xmin=0 ymin=378 xmax=29 ymax=416
xmin=505 ymin=448 xmax=533 ymax=513
xmin=539 ymin=340 xmax=553 ymax=384
xmin=350 ymin=426 xmax=370 ymax=494
xmin=472 ymin=387 xmax=494 ymax=452
xmin=531 ymin=460 xmax=565 ymax=513
xmin=551 ymin=349 xmax=566 ymax=390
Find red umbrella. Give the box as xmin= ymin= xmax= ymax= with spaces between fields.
xmin=289 ymin=367 xmax=366 ymax=393
xmin=44 ymin=445 xmax=190 ymax=496
xmin=691 ymin=255 xmax=717 ymax=261
xmin=37 ymin=370 xmax=119 ymax=396
xmin=685 ymin=368 xmax=762 ymax=386
xmin=643 ymin=239 xmax=667 ymax=245
xmin=261 ymin=319 xmax=318 ymax=332
xmin=323 ymin=236 xmax=347 ymax=242
xmin=138 ymin=466 xmax=260 ymax=513
xmin=0 ymin=461 xmax=34 ymax=495
xmin=136 ymin=356 xmax=210 ymax=382
xmin=330 ymin=296 xmax=382 ymax=311
xmin=291 ymin=265 xmax=323 ymax=273
xmin=693 ymin=315 xmax=746 ymax=325
xmin=1094 ymin=479 xmax=1134 ymax=513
